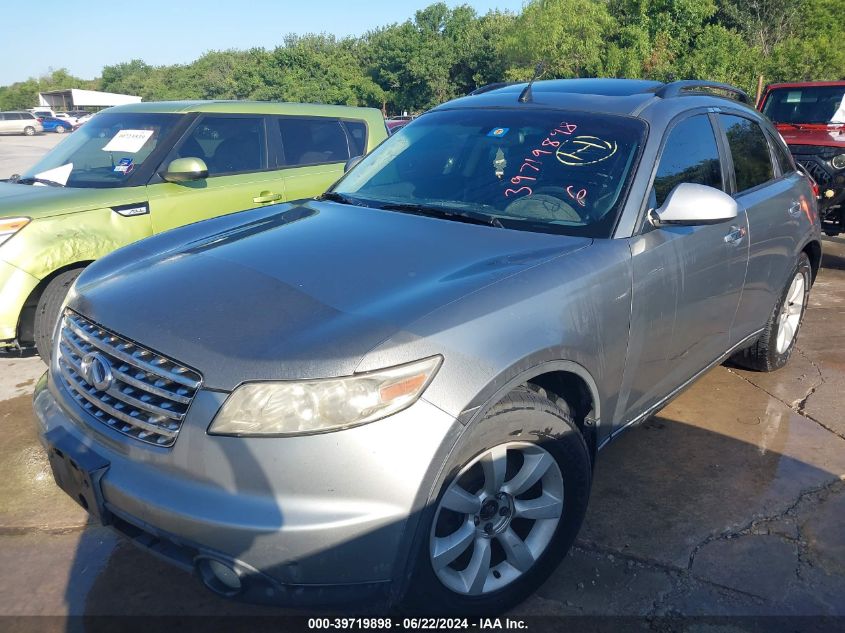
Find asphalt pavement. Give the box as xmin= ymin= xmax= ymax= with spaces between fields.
xmin=0 ymin=132 xmax=64 ymax=178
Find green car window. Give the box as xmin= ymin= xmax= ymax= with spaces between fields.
xmin=169 ymin=115 xmax=268 ymax=176
xmin=21 ymin=112 xmax=181 ymax=188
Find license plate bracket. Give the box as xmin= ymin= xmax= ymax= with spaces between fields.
xmin=45 ymin=427 xmax=111 ymax=524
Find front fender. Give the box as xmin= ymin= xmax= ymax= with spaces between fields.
xmin=1 ymin=207 xmax=152 ymax=281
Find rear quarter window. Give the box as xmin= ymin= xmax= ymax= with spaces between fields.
xmin=344 ymin=120 xmax=368 ymax=157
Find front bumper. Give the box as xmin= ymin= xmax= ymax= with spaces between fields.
xmin=0 ymin=259 xmax=39 ymax=344
xmin=33 ymin=371 xmax=460 ymax=606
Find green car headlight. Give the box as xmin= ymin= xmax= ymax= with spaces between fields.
xmin=209 ymin=356 xmax=443 ymax=437
xmin=0 ymin=217 xmax=30 ymax=246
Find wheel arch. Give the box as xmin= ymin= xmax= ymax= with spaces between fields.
xmin=16 ymin=260 xmax=92 ymax=344
xmin=457 ymin=359 xmax=601 ymax=464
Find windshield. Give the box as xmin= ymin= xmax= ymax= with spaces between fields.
xmin=762 ymin=86 xmax=845 ymax=125
xmin=333 ymin=109 xmax=647 ymax=237
xmin=20 ymin=112 xmax=181 ymax=188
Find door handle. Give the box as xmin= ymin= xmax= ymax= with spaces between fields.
xmin=788 ymin=201 xmax=801 ymax=217
xmin=724 ymin=225 xmax=746 ymax=245
xmin=253 ymin=191 xmax=282 ymax=204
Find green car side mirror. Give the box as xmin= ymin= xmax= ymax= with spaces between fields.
xmin=161 ymin=157 xmax=209 ymax=183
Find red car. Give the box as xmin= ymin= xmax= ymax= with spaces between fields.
xmin=759 ymin=81 xmax=845 ymax=235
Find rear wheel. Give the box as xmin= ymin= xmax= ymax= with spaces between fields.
xmin=55 ymin=125 xmax=66 ymax=134
xmin=34 ymin=269 xmax=83 ymax=362
xmin=23 ymin=126 xmax=35 ymax=136
xmin=403 ymin=387 xmax=591 ymax=615
xmin=731 ymin=252 xmax=811 ymax=372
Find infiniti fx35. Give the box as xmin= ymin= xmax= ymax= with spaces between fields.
xmin=34 ymin=79 xmax=821 ymax=613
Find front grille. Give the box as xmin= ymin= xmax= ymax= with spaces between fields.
xmin=56 ymin=310 xmax=202 ymax=447
xmin=789 ymin=145 xmax=839 ymax=160
xmin=796 ymin=158 xmax=833 ymax=187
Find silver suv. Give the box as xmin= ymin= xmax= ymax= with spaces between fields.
xmin=0 ymin=111 xmax=43 ymax=136
xmin=34 ymin=79 xmax=821 ymax=613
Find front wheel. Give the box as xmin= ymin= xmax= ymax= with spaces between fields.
xmin=404 ymin=387 xmax=591 ymax=615
xmin=34 ymin=268 xmax=84 ymax=362
xmin=23 ymin=126 xmax=35 ymax=136
xmin=55 ymin=125 xmax=66 ymax=134
xmin=731 ymin=252 xmax=811 ymax=372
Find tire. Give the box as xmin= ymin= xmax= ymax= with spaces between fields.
xmin=23 ymin=126 xmax=35 ymax=136
xmin=403 ymin=387 xmax=591 ymax=615
xmin=55 ymin=125 xmax=66 ymax=134
xmin=34 ymin=269 xmax=83 ymax=362
xmin=731 ymin=252 xmax=811 ymax=372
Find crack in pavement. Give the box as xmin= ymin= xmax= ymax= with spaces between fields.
xmin=725 ymin=346 xmax=844 ymax=441
xmin=573 ymin=541 xmax=769 ymax=602
xmin=686 ymin=476 xmax=845 ymax=574
xmin=0 ymin=524 xmax=89 ymax=537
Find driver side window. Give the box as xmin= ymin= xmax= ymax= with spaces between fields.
xmin=172 ymin=116 xmax=268 ymax=177
xmin=652 ymin=115 xmax=723 ymax=208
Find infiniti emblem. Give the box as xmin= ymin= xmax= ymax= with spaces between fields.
xmin=80 ymin=352 xmax=114 ymax=392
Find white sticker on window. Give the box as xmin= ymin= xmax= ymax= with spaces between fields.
xmin=785 ymin=91 xmax=802 ymax=103
xmin=101 ymin=129 xmax=154 ymax=153
xmin=33 ymin=163 xmax=73 ymax=186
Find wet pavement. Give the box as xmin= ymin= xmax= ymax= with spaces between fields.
xmin=0 ymin=237 xmax=843 ymax=624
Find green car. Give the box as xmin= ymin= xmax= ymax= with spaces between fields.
xmin=0 ymin=100 xmax=388 ymax=358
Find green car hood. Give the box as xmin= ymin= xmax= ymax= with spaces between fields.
xmin=0 ymin=181 xmax=147 ymax=220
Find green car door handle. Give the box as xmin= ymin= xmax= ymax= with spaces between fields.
xmin=253 ymin=191 xmax=283 ymax=203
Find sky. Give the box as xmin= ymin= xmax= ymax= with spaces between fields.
xmin=0 ymin=0 xmax=525 ymax=86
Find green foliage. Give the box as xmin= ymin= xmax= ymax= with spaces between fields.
xmin=2 ymin=0 xmax=841 ymax=115
xmin=503 ymin=0 xmax=617 ymax=80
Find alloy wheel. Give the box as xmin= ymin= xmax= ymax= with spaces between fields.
xmin=776 ymin=272 xmax=805 ymax=354
xmin=429 ymin=442 xmax=564 ymax=596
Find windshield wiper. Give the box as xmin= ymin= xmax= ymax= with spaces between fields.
xmin=375 ymin=202 xmax=505 ymax=228
xmin=319 ymin=191 xmax=369 ymax=206
xmin=15 ymin=176 xmax=65 ymax=187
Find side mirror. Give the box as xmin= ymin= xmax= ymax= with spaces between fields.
xmin=344 ymin=155 xmax=364 ymax=173
xmin=160 ymin=157 xmax=209 ymax=183
xmin=651 ymin=182 xmax=738 ymax=226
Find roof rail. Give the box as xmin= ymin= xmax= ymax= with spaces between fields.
xmin=655 ymin=80 xmax=752 ymax=105
xmin=469 ymin=82 xmax=517 ymax=96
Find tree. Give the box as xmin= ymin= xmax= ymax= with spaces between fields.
xmin=502 ymin=0 xmax=617 ymax=80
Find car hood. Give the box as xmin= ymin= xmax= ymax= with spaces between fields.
xmin=71 ymin=200 xmax=590 ymax=390
xmin=776 ymin=123 xmax=845 ymax=148
xmin=0 ymin=181 xmax=148 ymax=219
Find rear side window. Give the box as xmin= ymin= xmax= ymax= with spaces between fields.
xmin=718 ymin=114 xmax=775 ymax=192
xmin=652 ymin=114 xmax=722 ymax=207
xmin=278 ymin=117 xmax=350 ymax=166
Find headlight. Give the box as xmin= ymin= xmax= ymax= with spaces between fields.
xmin=832 ymin=153 xmax=845 ymax=170
xmin=0 ymin=217 xmax=30 ymax=246
xmin=208 ymin=356 xmax=443 ymax=437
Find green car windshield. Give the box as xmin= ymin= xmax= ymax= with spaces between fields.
xmin=333 ymin=109 xmax=647 ymax=237
xmin=21 ymin=112 xmax=181 ymax=188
